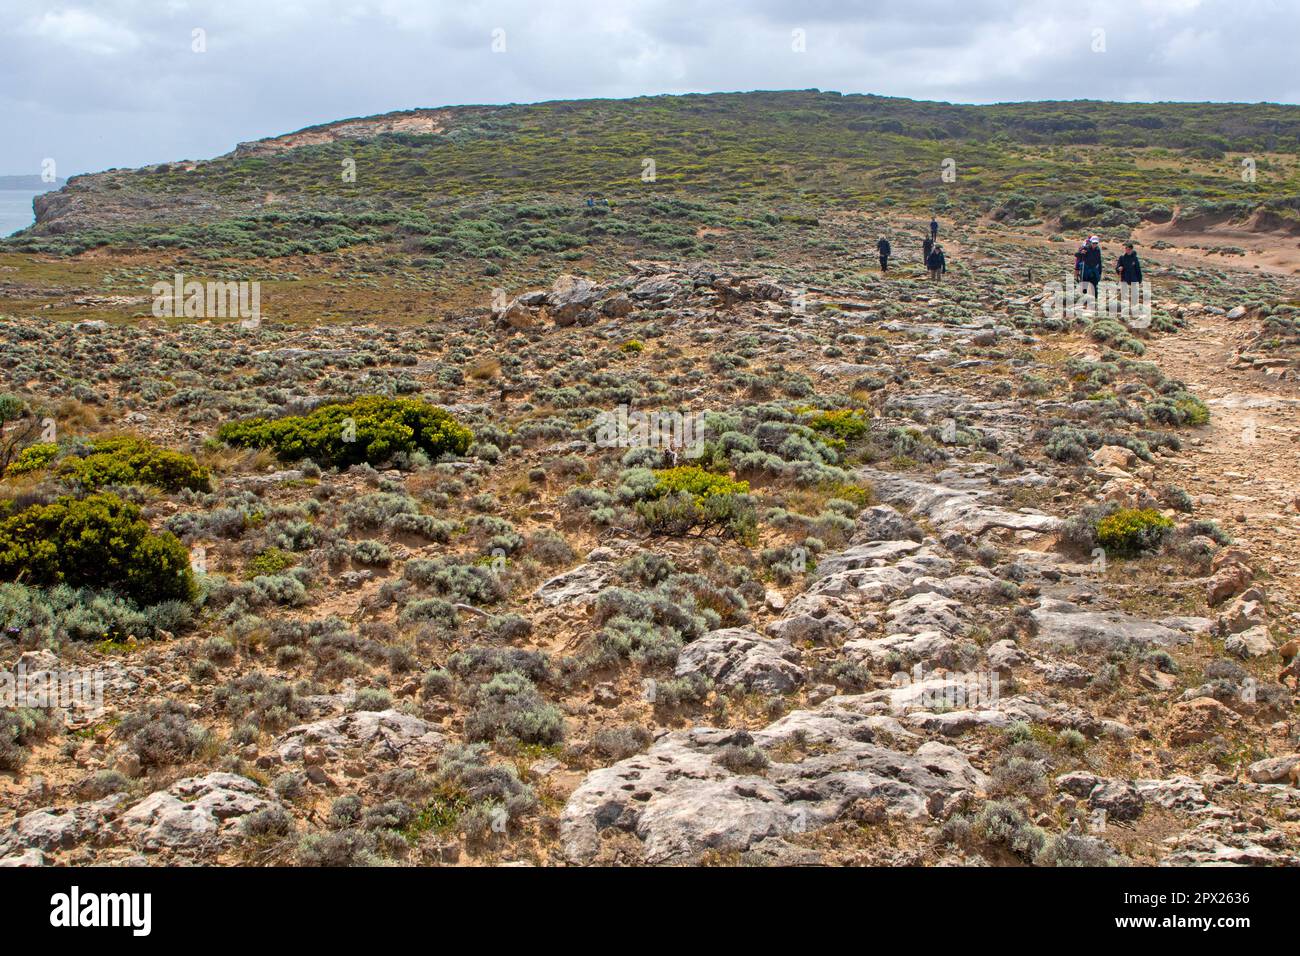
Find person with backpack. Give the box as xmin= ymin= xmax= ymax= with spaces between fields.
xmin=1074 ymin=240 xmax=1087 ymax=281
xmin=923 ymin=235 xmax=934 ymax=264
xmin=930 ymin=217 xmax=939 ymax=241
xmin=1079 ymin=235 xmax=1103 ymax=301
xmin=927 ymin=243 xmax=946 ymax=281
xmin=877 ymin=236 xmax=891 ymax=272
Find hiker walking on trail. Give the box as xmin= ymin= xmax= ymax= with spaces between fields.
xmin=1115 ymin=242 xmax=1142 ymax=285
xmin=877 ymin=236 xmax=891 ymax=272
xmin=1079 ymin=235 xmax=1103 ymax=301
xmin=923 ymin=235 xmax=934 ymax=264
xmin=929 ymin=217 xmax=939 ymax=241
xmin=926 ymin=243 xmax=946 ymax=281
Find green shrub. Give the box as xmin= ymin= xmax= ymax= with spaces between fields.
xmin=653 ymin=673 xmax=712 ymax=707
xmin=1184 ymin=518 xmax=1232 ymax=546
xmin=403 ymin=557 xmax=504 ymax=605
xmin=0 ymin=493 xmax=196 ymax=605
xmin=1147 ymin=393 xmax=1210 ymax=427
xmin=245 ymin=547 xmax=296 ymax=579
xmin=217 ymin=396 xmax=473 ymax=468
xmin=351 ymin=687 xmax=393 ymax=711
xmin=807 ymin=408 xmax=870 ymax=441
xmin=635 ymin=465 xmax=756 ymax=540
xmin=970 ymin=800 xmax=1047 ymax=862
xmin=638 ymin=491 xmax=757 ymax=541
xmin=296 ymin=830 xmax=380 ymax=867
xmin=824 ymin=481 xmax=874 ymax=508
xmin=4 ymin=442 xmax=58 ymax=476
xmin=650 ymin=465 xmax=749 ymax=500
xmin=117 ymin=699 xmax=211 ymax=768
xmin=1044 ymin=425 xmax=1092 ymax=463
xmin=1096 ymin=508 xmax=1174 ymax=557
xmin=0 ymin=394 xmax=43 ymax=474
xmin=1036 ymin=833 xmax=1122 ymax=867
xmin=54 ymin=436 xmax=211 ymax=492
xmin=351 ymin=539 xmax=392 ymax=567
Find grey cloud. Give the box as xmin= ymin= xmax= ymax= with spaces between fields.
xmin=1 ymin=0 xmax=1296 ymax=176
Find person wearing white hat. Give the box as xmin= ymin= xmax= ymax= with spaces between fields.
xmin=1080 ymin=236 xmax=1103 ymax=302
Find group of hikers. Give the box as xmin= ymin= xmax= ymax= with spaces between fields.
xmin=873 ymin=217 xmax=1145 ymax=295
xmin=1075 ymin=234 xmax=1143 ymax=298
xmin=875 ymin=217 xmax=946 ymax=279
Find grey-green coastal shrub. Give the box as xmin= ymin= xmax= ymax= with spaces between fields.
xmin=0 ymin=582 xmax=193 ymax=642
xmin=464 ymin=672 xmax=563 ymax=745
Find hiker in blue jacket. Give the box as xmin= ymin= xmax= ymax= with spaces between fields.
xmin=1079 ymin=235 xmax=1103 ymax=301
xmin=926 ymin=244 xmax=946 ymax=281
xmin=929 ymin=217 xmax=939 ymax=241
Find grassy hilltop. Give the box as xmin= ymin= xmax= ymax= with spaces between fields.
xmin=9 ymin=91 xmax=1300 ymax=275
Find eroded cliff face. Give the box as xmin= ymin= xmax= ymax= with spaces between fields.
xmin=30 ymin=175 xmax=232 ymax=235
xmin=226 ymin=108 xmax=461 ymax=158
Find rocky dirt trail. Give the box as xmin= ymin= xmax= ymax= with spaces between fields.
xmin=1143 ymin=308 xmax=1300 ymax=606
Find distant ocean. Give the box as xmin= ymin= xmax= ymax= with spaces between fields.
xmin=0 ymin=189 xmax=47 ymax=237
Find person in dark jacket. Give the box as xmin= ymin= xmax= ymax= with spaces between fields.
xmin=930 ymin=217 xmax=939 ymax=240
xmin=923 ymin=235 xmax=934 ymax=263
xmin=1115 ymin=243 xmax=1142 ymax=284
xmin=877 ymin=236 xmax=891 ymax=272
xmin=927 ymin=244 xmax=946 ymax=280
xmin=1074 ymin=241 xmax=1087 ymax=280
xmin=1079 ymin=235 xmax=1103 ymax=300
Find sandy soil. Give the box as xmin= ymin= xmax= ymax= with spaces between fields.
xmin=1143 ymin=312 xmax=1300 ymax=610
xmin=1133 ymin=220 xmax=1300 ymax=277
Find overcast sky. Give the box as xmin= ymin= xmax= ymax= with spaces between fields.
xmin=4 ymin=0 xmax=1298 ymax=177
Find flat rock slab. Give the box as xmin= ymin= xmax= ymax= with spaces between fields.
xmin=861 ymin=467 xmax=1061 ymax=536
xmin=813 ymin=362 xmax=894 ymax=378
xmin=812 ymin=539 xmax=923 ymax=578
xmin=675 ymin=628 xmax=804 ymax=694
xmin=851 ymin=505 xmax=924 ymax=544
xmin=122 ymin=773 xmax=279 ymax=851
xmin=807 ymin=552 xmax=954 ymax=602
xmin=0 ymin=848 xmax=46 ymax=866
xmin=2 ymin=795 xmax=126 ymax=853
xmin=885 ymin=591 xmax=966 ymax=635
xmin=1225 ymin=624 xmax=1274 ymax=658
xmin=561 ymin=697 xmax=987 ymax=864
xmin=533 ymin=563 xmax=614 ymax=607
xmin=843 ymin=630 xmax=955 ymax=669
xmin=276 ymin=709 xmax=444 ymax=763
xmin=1031 ymin=598 xmax=1190 ymax=651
